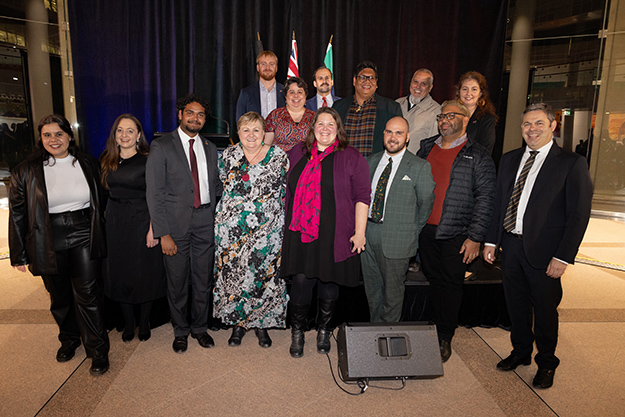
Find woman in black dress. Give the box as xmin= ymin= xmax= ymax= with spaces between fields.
xmin=100 ymin=114 xmax=166 ymax=342
xmin=455 ymin=71 xmax=498 ymax=155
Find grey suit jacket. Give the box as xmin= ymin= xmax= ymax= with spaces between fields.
xmin=146 ymin=129 xmax=222 ymax=238
xmin=367 ymin=150 xmax=435 ymax=259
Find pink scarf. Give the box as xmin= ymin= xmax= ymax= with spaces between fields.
xmin=289 ymin=140 xmax=339 ymax=242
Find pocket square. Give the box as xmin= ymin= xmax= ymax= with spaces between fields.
xmin=402 ymin=175 xmax=411 ymax=181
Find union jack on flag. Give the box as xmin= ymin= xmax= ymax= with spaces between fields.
xmin=287 ymin=36 xmax=299 ymax=78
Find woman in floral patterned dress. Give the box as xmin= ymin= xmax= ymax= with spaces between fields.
xmin=213 ymin=111 xmax=289 ymax=348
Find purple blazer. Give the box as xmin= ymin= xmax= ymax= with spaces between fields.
xmin=286 ymin=142 xmax=371 ymax=263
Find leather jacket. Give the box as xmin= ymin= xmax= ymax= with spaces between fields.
xmin=9 ymin=150 xmax=107 ymax=276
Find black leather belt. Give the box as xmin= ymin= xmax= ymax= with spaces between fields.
xmin=506 ymin=232 xmax=522 ymax=239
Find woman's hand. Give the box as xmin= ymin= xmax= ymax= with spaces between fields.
xmin=349 ymin=233 xmax=366 ymax=254
xmin=13 ymin=265 xmax=27 ymax=273
xmin=146 ymin=223 xmax=159 ymax=248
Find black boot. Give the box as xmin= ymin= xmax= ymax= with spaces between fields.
xmin=316 ymin=299 xmax=337 ymax=354
xmin=289 ymin=303 xmax=310 ymax=358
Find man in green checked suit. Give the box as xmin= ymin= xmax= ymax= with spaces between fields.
xmin=361 ymin=117 xmax=435 ymax=322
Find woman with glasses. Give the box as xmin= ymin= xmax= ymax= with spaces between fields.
xmin=265 ymin=77 xmax=315 ymax=152
xmin=455 ymin=71 xmax=498 ymax=155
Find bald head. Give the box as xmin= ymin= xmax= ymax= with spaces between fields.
xmin=383 ymin=117 xmax=410 ymax=156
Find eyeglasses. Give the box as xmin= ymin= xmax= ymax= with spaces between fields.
xmin=436 ymin=112 xmax=466 ymax=121
xmin=357 ymin=74 xmax=377 ymax=83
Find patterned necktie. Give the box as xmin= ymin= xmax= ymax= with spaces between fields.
xmin=189 ymin=139 xmax=201 ymax=208
xmin=370 ymin=157 xmax=392 ymax=222
xmin=503 ymin=151 xmax=538 ymax=233
xmin=322 ymin=96 xmax=328 ymax=107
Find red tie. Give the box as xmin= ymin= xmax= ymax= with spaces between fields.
xmin=322 ymin=96 xmax=328 ymax=107
xmin=189 ymin=139 xmax=201 ymax=208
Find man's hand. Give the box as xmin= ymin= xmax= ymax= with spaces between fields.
xmin=546 ymin=258 xmax=567 ymax=278
xmin=483 ymin=246 xmax=496 ymax=264
xmin=160 ymin=234 xmax=177 ymax=256
xmin=13 ymin=265 xmax=27 ymax=273
xmin=460 ymin=239 xmax=480 ymax=264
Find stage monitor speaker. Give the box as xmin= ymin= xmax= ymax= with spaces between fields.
xmin=337 ymin=322 xmax=443 ymax=381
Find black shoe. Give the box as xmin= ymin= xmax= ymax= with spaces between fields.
xmin=172 ymin=336 xmax=188 ymax=353
xmin=316 ymin=299 xmax=337 ymax=354
xmin=317 ymin=329 xmax=332 ymax=354
xmin=90 ymin=355 xmax=109 ymax=376
xmin=255 ymin=329 xmax=272 ymax=348
xmin=289 ymin=303 xmax=310 ymax=358
xmin=496 ymin=354 xmax=532 ymax=371
xmin=228 ymin=326 xmax=246 ymax=347
xmin=138 ymin=329 xmax=151 ymax=341
xmin=532 ymin=368 xmax=555 ymax=389
xmin=56 ymin=341 xmax=80 ymax=363
xmin=439 ymin=340 xmax=452 ymax=363
xmin=191 ymin=332 xmax=215 ymax=348
xmin=122 ymin=328 xmax=134 ymax=342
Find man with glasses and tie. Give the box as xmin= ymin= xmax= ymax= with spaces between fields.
xmin=333 ymin=60 xmax=402 ymax=156
xmin=395 ymin=69 xmax=441 ymax=154
xmin=305 ymin=66 xmax=341 ymax=111
xmin=484 ymin=103 xmax=592 ymax=389
xmin=146 ymin=94 xmax=223 ymax=353
xmin=417 ymin=99 xmax=496 ymax=363
xmin=361 ymin=116 xmax=435 ymax=323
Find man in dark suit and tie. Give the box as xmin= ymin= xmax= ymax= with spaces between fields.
xmin=236 ymin=50 xmax=286 ymax=120
xmin=305 ymin=66 xmax=341 ymax=111
xmin=146 ymin=94 xmax=223 ymax=353
xmin=484 ymin=103 xmax=593 ymax=389
xmin=362 ymin=116 xmax=435 ymax=322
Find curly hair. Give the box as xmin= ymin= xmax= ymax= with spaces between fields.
xmin=455 ymin=71 xmax=497 ymax=122
xmin=176 ymin=94 xmax=211 ymax=116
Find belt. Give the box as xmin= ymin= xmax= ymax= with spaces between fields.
xmin=367 ymin=218 xmax=383 ymax=224
xmin=506 ymin=232 xmax=522 ymax=239
xmin=49 ymin=207 xmax=90 ymax=221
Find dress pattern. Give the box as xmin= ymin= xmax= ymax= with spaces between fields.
xmin=213 ymin=144 xmax=289 ymax=328
xmin=265 ymin=107 xmax=315 ymax=152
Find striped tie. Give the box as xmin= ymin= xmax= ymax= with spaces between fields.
xmin=503 ymin=151 xmax=538 ymax=233
xmin=370 ymin=157 xmax=392 ymax=222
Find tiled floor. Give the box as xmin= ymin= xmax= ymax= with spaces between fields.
xmin=1 ymin=196 xmax=624 ymax=416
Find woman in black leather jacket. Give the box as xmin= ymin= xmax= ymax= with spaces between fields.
xmin=9 ymin=114 xmax=110 ymax=376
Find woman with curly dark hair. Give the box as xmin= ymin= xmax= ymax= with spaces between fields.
xmin=455 ymin=71 xmax=498 ymax=154
xmin=100 ymin=114 xmax=166 ymax=342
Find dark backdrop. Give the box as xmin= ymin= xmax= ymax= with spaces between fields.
xmin=68 ymin=0 xmax=507 ymax=155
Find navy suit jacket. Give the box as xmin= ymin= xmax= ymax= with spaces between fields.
xmin=305 ymin=93 xmax=341 ymax=111
xmin=236 ymin=81 xmax=285 ymax=120
xmin=485 ymin=141 xmax=592 ymax=269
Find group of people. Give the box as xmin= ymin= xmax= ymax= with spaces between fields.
xmin=9 ymin=51 xmax=593 ymax=391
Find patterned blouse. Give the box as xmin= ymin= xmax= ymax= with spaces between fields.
xmin=266 ymin=106 xmax=315 ymax=152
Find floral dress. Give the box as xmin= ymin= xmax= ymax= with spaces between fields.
xmin=213 ymin=143 xmax=289 ymax=328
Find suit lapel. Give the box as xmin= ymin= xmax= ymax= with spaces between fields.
xmin=171 ymin=130 xmax=193 ymax=181
xmin=388 ymin=155 xmax=411 ymax=197
xmin=367 ymin=152 xmax=383 ymax=181
xmin=504 ymin=149 xmax=525 ymax=199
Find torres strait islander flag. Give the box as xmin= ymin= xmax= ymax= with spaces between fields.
xmin=287 ymin=33 xmax=299 ymax=78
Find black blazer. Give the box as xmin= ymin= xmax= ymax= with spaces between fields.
xmin=9 ymin=150 xmax=107 ymax=275
xmin=235 ymin=81 xmax=285 ymax=120
xmin=486 ymin=141 xmax=593 ymax=268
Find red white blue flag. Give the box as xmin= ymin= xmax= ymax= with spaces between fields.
xmin=287 ymin=33 xmax=299 ymax=78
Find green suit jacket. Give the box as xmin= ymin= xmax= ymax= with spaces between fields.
xmin=366 ymin=150 xmax=435 ymax=259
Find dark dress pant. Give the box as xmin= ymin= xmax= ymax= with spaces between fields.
xmin=501 ymin=233 xmax=563 ymax=370
xmin=418 ymin=224 xmax=467 ymax=342
xmin=164 ymin=204 xmax=214 ymax=337
xmin=42 ymin=208 xmax=109 ymax=357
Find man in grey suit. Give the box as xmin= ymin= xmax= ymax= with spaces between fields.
xmin=362 ymin=116 xmax=435 ymax=322
xmin=146 ymin=94 xmax=223 ymax=353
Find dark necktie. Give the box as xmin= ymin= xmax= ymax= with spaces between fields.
xmin=189 ymin=139 xmax=201 ymax=208
xmin=322 ymin=96 xmax=328 ymax=107
xmin=503 ymin=151 xmax=538 ymax=233
xmin=370 ymin=157 xmax=392 ymax=222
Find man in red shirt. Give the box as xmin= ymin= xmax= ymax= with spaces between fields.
xmin=416 ymin=100 xmax=496 ymax=363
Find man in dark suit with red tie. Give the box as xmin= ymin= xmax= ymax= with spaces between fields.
xmin=147 ymin=94 xmax=223 ymax=353
xmin=484 ymin=103 xmax=593 ymax=389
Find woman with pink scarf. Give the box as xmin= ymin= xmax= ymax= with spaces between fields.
xmin=281 ymin=107 xmax=371 ymax=358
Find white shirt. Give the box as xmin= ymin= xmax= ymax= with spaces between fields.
xmin=44 ymin=156 xmax=90 ymax=213
xmin=368 ymin=147 xmax=407 ymax=221
xmin=316 ymin=94 xmax=334 ymax=109
xmin=177 ymin=127 xmax=210 ymax=205
xmin=259 ymin=80 xmax=277 ymax=118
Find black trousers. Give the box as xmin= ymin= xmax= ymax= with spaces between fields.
xmin=501 ymin=233 xmax=563 ymax=370
xmin=419 ymin=224 xmax=467 ymax=342
xmin=42 ymin=208 xmax=109 ymax=358
xmin=164 ymin=204 xmax=214 ymax=337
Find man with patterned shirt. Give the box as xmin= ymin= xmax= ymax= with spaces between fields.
xmin=333 ymin=60 xmax=402 ymax=157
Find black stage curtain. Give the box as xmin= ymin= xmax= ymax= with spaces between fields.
xmin=68 ymin=0 xmax=507 ymax=155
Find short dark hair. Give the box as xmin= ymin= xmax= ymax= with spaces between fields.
xmin=176 ymin=94 xmax=211 ymax=116
xmin=353 ymin=60 xmax=378 ymax=79
xmin=522 ymin=103 xmax=556 ymax=123
xmin=283 ymin=76 xmax=308 ymax=97
xmin=36 ymin=114 xmax=79 ymax=165
xmin=303 ymin=107 xmax=348 ymax=155
xmin=312 ymin=65 xmax=333 ymax=80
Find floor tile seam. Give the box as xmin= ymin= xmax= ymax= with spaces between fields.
xmin=454 ymin=329 xmax=558 ymax=417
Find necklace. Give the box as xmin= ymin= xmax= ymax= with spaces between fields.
xmin=243 ymin=145 xmax=264 ymax=166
